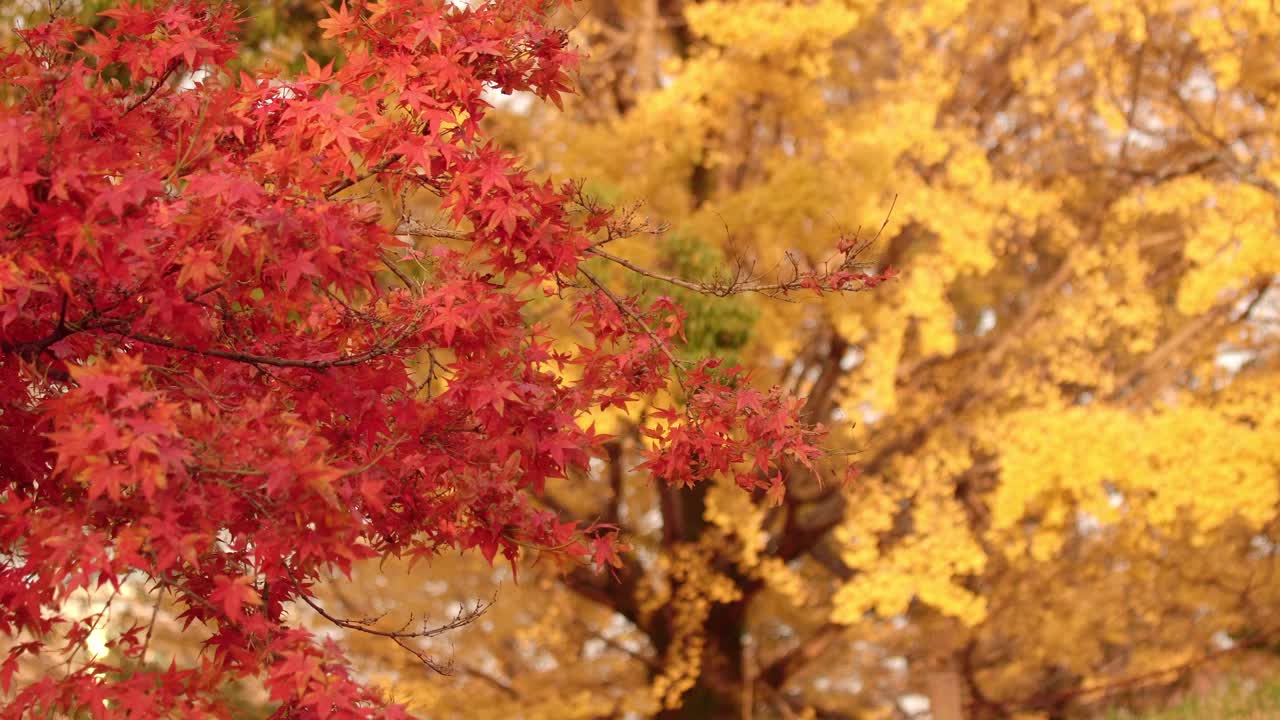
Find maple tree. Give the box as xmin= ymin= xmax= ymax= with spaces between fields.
xmin=311 ymin=0 xmax=1280 ymax=718
xmin=0 ymin=0 xmax=890 ymax=716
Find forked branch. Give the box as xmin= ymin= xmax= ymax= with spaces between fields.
xmin=289 ymin=568 xmax=495 ymax=674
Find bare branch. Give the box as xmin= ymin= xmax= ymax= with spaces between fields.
xmin=460 ymin=663 xmax=521 ymax=698
xmin=585 ymin=245 xmax=882 ymax=299
xmin=393 ymin=219 xmax=468 ymax=240
xmin=759 ymin=622 xmax=844 ymax=689
xmin=289 ymin=567 xmax=495 ymax=674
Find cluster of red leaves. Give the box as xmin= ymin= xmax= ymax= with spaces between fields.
xmin=640 ymin=360 xmax=822 ymax=507
xmin=0 ymin=0 xmax=882 ymax=716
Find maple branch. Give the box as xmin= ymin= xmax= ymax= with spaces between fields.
xmin=578 ymin=267 xmax=686 ymax=375
xmin=62 ymin=583 xmax=125 ymax=673
xmin=585 ymin=246 xmax=880 ymax=298
xmin=194 ymin=463 xmax=266 ymax=477
xmin=325 ymin=156 xmax=403 ymax=199
xmin=339 ymin=435 xmax=407 ymax=479
xmin=155 ymin=575 xmax=256 ymax=638
xmin=139 ymin=587 xmax=164 ymax=666
xmin=149 ymin=364 xmax=240 ymax=412
xmin=0 ymin=309 xmax=132 ymax=384
xmin=122 ymin=60 xmax=180 ymax=117
xmin=580 ymin=193 xmax=891 ymax=300
xmin=381 ymin=220 xmax=472 ymax=292
xmin=586 ymin=247 xmax=716 ymax=294
xmin=381 ymin=252 xmax=418 ymax=292
xmin=0 ymin=302 xmax=92 ymax=361
xmin=393 ymin=220 xmax=467 ymax=240
xmin=289 ymin=568 xmax=494 ymax=674
xmin=121 ymin=329 xmax=415 ymax=369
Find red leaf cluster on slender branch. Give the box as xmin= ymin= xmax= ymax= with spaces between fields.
xmin=0 ymin=0 xmax=891 ymax=715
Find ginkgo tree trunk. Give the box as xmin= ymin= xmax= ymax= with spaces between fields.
xmin=0 ymin=0 xmax=888 ymax=716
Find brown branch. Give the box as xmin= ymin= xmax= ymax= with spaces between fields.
xmin=758 ymin=622 xmax=844 ymax=689
xmin=587 ymin=246 xmax=727 ymax=294
xmin=1 ymin=299 xmax=89 ymax=360
xmin=805 ymin=537 xmax=855 ymax=581
xmin=994 ymin=635 xmax=1279 ymax=714
xmin=1234 ymin=279 xmax=1274 ymax=323
xmin=585 ymin=246 xmax=879 ymax=298
xmin=289 ymin=568 xmax=494 ymax=674
xmin=460 ymin=663 xmax=521 ymax=699
xmin=799 ymin=333 xmax=849 ymax=425
xmin=975 ymin=252 xmax=1075 ymax=378
xmin=393 ymin=220 xmax=468 ymax=240
xmin=571 ymin=617 xmax=660 ymax=672
xmin=1113 ymin=278 xmax=1267 ymax=401
xmin=579 ymin=267 xmax=686 ymax=376
xmin=121 ymin=329 xmax=415 ymax=369
xmin=138 ymin=586 xmax=164 ymax=663
xmin=959 ymin=638 xmax=1006 ymax=717
xmin=559 ymin=566 xmax=648 ymax=633
xmin=533 ymin=490 xmax=649 ymax=631
xmin=604 ymin=439 xmax=625 ymax=525
xmin=122 ymin=60 xmax=180 ymax=117
xmin=380 ymin=253 xmax=418 ymax=291
xmin=1115 ymin=40 xmax=1147 ymax=163
xmin=325 ymin=156 xmax=404 ymax=199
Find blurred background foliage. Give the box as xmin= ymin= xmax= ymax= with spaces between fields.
xmin=6 ymin=0 xmax=1280 ymax=718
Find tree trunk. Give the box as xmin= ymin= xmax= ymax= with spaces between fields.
xmin=656 ymin=600 xmax=749 ymax=720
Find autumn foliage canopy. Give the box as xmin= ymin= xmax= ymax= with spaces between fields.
xmin=0 ymin=0 xmax=890 ymax=715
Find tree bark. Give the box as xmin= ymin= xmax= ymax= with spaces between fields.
xmin=655 ymin=599 xmax=749 ymax=720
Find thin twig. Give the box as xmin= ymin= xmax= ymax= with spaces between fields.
xmin=139 ymin=587 xmax=164 ymax=666
xmin=122 ymin=61 xmax=180 ymax=117
xmin=286 ymin=566 xmax=494 ymax=674
xmin=578 ymin=267 xmax=685 ymax=378
xmin=325 ymin=156 xmax=402 ymax=199
xmin=381 ymin=252 xmax=418 ymax=291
